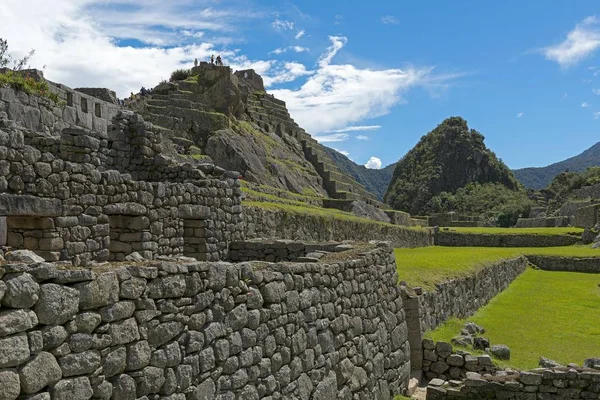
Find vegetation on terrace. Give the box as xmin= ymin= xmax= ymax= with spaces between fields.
xmin=426 ymin=268 xmax=600 ymax=370
xmin=244 ymin=200 xmax=427 ymax=230
xmin=441 ymin=226 xmax=583 ymax=235
xmin=395 ymin=245 xmax=599 ymax=290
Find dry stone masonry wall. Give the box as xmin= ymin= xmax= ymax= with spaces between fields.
xmin=427 ymin=368 xmax=600 ymax=399
xmin=244 ymin=205 xmax=433 ymax=248
xmin=434 ymin=231 xmax=580 ymax=247
xmin=400 ymin=258 xmax=527 ymax=373
xmin=0 ymin=244 xmax=410 ymax=399
xmin=0 ymin=85 xmax=243 ymax=264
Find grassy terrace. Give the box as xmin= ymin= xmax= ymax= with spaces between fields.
xmin=395 ymin=245 xmax=600 ymax=290
xmin=441 ymin=226 xmax=584 ymax=235
xmin=244 ymin=200 xmax=427 ymax=230
xmin=426 ymin=268 xmax=600 ymax=369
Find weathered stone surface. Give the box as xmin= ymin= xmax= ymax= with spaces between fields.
xmin=5 ymin=250 xmax=44 ymax=264
xmin=0 ymin=309 xmax=37 ymax=337
xmin=103 ymin=347 xmax=126 ymax=378
xmin=75 ymin=272 xmax=118 ymax=310
xmin=490 ymin=344 xmax=511 ymax=360
xmin=0 ymin=369 xmax=20 ymax=400
xmin=34 ymin=284 xmax=79 ymax=325
xmin=110 ymin=374 xmax=136 ymax=400
xmin=58 ymin=350 xmax=101 ymax=377
xmin=2 ymin=273 xmax=39 ymax=308
xmin=192 ymin=379 xmax=215 ymax=400
xmin=42 ymin=325 xmax=69 ymax=350
xmin=107 ymin=318 xmax=139 ymax=345
xmin=51 ymin=377 xmax=93 ymax=400
xmin=312 ymin=371 xmax=337 ymax=400
xmin=19 ymin=352 xmax=62 ymax=394
xmin=0 ymin=333 xmax=30 ymax=368
xmin=126 ymin=340 xmax=151 ymax=371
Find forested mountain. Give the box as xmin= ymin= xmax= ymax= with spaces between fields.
xmin=513 ymin=142 xmax=600 ymax=189
xmin=384 ymin=117 xmax=520 ymax=215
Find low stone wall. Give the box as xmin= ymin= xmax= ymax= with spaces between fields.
xmin=421 ymin=339 xmax=497 ymax=381
xmin=574 ymin=182 xmax=600 ymax=200
xmin=515 ymin=216 xmax=573 ymax=228
xmin=427 ymin=368 xmax=600 ymax=399
xmin=0 ymin=244 xmax=410 ymax=399
xmin=244 ymin=205 xmax=434 ymax=248
xmin=435 ymin=232 xmax=580 ymax=247
xmin=400 ymin=258 xmax=527 ymax=371
xmin=526 ymin=255 xmax=600 ymax=273
xmin=228 ymin=239 xmax=352 ymax=262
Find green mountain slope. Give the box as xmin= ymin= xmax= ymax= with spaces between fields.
xmin=513 ymin=142 xmax=600 ymax=190
xmin=322 ymin=146 xmax=396 ymax=200
xmin=384 ymin=117 xmax=520 ymax=215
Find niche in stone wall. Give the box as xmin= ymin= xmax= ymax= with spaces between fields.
xmin=67 ymin=92 xmax=73 ymax=107
xmin=108 ymin=215 xmax=152 ymax=261
xmin=182 ymin=219 xmax=207 ymax=261
xmin=95 ymin=103 xmax=102 ymax=118
xmin=6 ymin=216 xmax=63 ymax=261
xmin=81 ymin=98 xmax=88 ymax=113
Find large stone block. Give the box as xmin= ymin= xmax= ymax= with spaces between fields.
xmin=0 ymin=194 xmax=61 ymax=216
xmin=34 ymin=284 xmax=79 ymax=325
xmin=0 ymin=309 xmax=38 ymax=337
xmin=75 ymin=272 xmax=118 ymax=310
xmin=2 ymin=273 xmax=39 ymax=308
xmin=19 ymin=351 xmax=62 ymax=394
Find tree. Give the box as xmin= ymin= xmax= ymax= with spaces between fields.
xmin=0 ymin=38 xmax=35 ymax=71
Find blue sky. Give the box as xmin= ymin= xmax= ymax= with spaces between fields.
xmin=1 ymin=0 xmax=600 ymax=170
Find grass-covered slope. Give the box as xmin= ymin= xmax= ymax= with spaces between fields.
xmin=322 ymin=146 xmax=396 ymax=200
xmin=514 ymin=141 xmax=600 ymax=190
xmin=395 ymin=245 xmax=596 ymax=290
xmin=384 ymin=117 xmax=521 ymax=215
xmin=426 ymin=268 xmax=600 ymax=369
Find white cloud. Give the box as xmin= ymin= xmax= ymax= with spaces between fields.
xmin=271 ymin=36 xmax=460 ymax=133
xmin=313 ymin=133 xmax=349 ymax=143
xmin=593 ymin=88 xmax=600 ymax=95
xmin=381 ymin=15 xmax=399 ymax=25
xmin=563 ymin=93 xmax=569 ymax=98
xmin=295 ymin=30 xmax=305 ymax=39
xmin=269 ymin=46 xmax=309 ymax=55
xmin=272 ymin=19 xmax=295 ymax=31
xmin=594 ymin=111 xmax=600 ymax=119
xmin=327 ymin=125 xmax=381 ymax=133
xmin=333 ymin=148 xmax=350 ymax=156
xmin=582 ymin=102 xmax=590 ymax=107
xmin=356 ymin=135 xmax=369 ymax=140
xmin=544 ymin=16 xmax=600 ymax=67
xmin=0 ymin=0 xmax=253 ymax=97
xmin=364 ymin=157 xmax=382 ymax=169
xmin=517 ymin=112 xmax=524 ymax=118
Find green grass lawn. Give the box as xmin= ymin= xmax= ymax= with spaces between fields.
xmin=442 ymin=226 xmax=583 ymax=235
xmin=395 ymin=246 xmax=600 ymax=289
xmin=425 ymin=268 xmax=600 ymax=370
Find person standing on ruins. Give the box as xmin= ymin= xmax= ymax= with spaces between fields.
xmin=194 ymin=58 xmax=198 ymax=67
xmin=210 ymin=55 xmax=214 ymax=64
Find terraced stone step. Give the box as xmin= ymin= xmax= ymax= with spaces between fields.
xmin=146 ymin=98 xmax=207 ymax=111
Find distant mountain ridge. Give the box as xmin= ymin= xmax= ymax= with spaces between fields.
xmin=322 ymin=147 xmax=396 ymax=200
xmin=513 ymin=142 xmax=600 ymax=189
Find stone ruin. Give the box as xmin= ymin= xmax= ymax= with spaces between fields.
xmin=0 ymin=81 xmax=244 ymax=265
xmin=0 ymin=72 xmax=414 ymax=399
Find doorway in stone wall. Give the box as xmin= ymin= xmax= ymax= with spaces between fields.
xmin=108 ymin=215 xmax=152 ymax=261
xmin=182 ymin=219 xmax=208 ymax=261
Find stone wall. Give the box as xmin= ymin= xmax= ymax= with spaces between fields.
xmin=428 ymin=213 xmax=484 ymax=228
xmin=400 ymin=258 xmax=528 ymax=372
xmin=526 ymin=255 xmax=600 ymax=273
xmin=0 ymin=244 xmax=411 ymax=399
xmin=574 ymin=182 xmax=600 ymax=199
xmin=0 ymin=78 xmax=119 ymax=136
xmin=75 ymin=88 xmax=118 ymax=105
xmin=244 ymin=205 xmax=434 ymax=248
xmin=427 ymin=368 xmax=600 ymax=399
xmin=515 ymin=216 xmax=573 ymax=228
xmin=575 ymin=204 xmax=600 ymax=228
xmin=421 ymin=339 xmax=498 ymax=381
xmin=228 ymin=239 xmax=353 ymax=263
xmin=435 ymin=231 xmax=580 ymax=247
xmin=0 ymin=88 xmax=244 ymax=264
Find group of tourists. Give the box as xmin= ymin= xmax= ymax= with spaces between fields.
xmin=193 ymin=55 xmax=223 ymax=67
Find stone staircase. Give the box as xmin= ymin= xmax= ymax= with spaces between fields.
xmin=245 ymin=92 xmax=382 ymax=206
